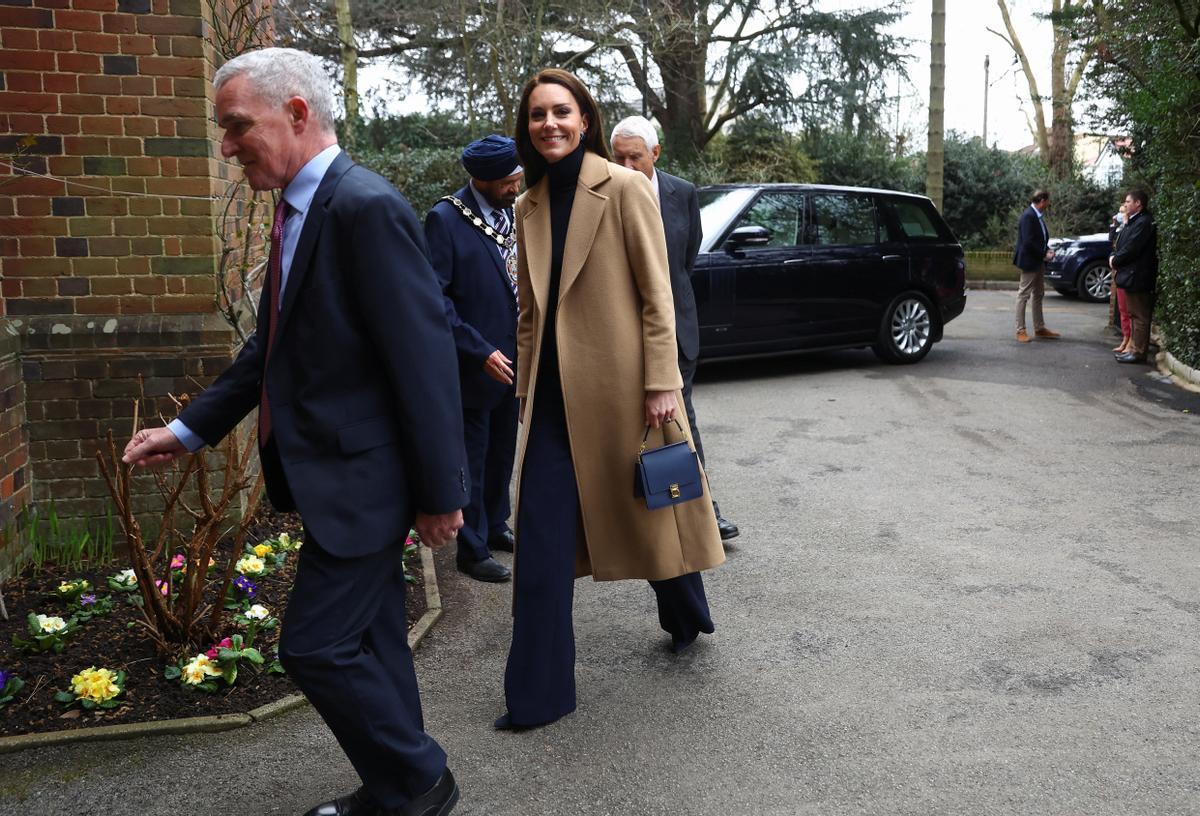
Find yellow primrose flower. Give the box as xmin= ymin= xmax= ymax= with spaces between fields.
xmin=277 ymin=533 xmax=291 ymax=548
xmin=235 ymin=555 xmax=265 ymax=575
xmin=37 ymin=614 xmax=67 ymax=633
xmin=253 ymin=543 xmax=273 ymax=558
xmin=183 ymin=662 xmax=208 ymax=685
xmin=70 ymin=667 xmax=120 ymax=703
xmin=245 ymin=604 xmax=269 ymax=620
xmin=114 ymin=569 xmax=137 ymax=586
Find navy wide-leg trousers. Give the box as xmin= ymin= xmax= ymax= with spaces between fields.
xmin=504 ymin=386 xmax=714 ymax=727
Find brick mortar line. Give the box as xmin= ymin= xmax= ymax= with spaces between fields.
xmin=0 ymin=544 xmax=444 ymax=754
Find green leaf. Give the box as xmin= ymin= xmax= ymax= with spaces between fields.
xmin=164 ymin=665 xmax=181 ymax=680
xmin=217 ymin=647 xmax=239 ymax=662
xmin=54 ymin=691 xmax=76 ymax=704
xmin=242 ymin=647 xmax=264 ymax=665
xmin=223 ymin=664 xmax=238 ymax=685
xmin=80 ymin=699 xmax=96 ymax=710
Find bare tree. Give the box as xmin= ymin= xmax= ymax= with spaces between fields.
xmin=990 ymin=0 xmax=1097 ymax=177
xmin=927 ymin=0 xmax=945 ymax=210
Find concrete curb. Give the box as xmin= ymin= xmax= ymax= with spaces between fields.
xmin=967 ymin=280 xmax=1019 ymax=290
xmin=0 ymin=544 xmax=444 ymax=755
xmin=1158 ymin=348 xmax=1200 ymax=394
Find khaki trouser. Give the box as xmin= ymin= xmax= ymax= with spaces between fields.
xmin=1015 ymin=267 xmax=1045 ymax=332
xmin=1124 ymin=289 xmax=1154 ymax=355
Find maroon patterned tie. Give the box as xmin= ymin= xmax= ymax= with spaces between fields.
xmin=259 ymin=200 xmax=289 ymax=445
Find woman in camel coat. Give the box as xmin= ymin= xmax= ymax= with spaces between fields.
xmin=498 ymin=68 xmax=724 ymax=731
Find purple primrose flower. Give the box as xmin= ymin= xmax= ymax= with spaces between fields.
xmin=0 ymin=669 xmax=9 ymax=688
xmin=80 ymin=594 xmax=97 ymax=606
xmin=233 ymin=576 xmax=258 ymax=597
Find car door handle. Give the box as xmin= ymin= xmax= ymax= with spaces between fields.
xmin=881 ymin=254 xmax=903 ymax=261
xmin=783 ymin=258 xmax=810 ymax=265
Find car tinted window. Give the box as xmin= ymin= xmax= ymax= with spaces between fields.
xmin=810 ymin=194 xmax=877 ymax=245
xmin=734 ymin=192 xmax=803 ymax=247
xmin=698 ymin=187 xmax=757 ymax=250
xmin=889 ymin=199 xmax=946 ymax=240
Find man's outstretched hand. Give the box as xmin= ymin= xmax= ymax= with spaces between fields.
xmin=123 ymin=427 xmax=187 ymax=469
xmin=415 ymin=510 xmax=464 ymax=549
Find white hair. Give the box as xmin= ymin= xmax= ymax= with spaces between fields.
xmin=610 ymin=116 xmax=660 ymax=151
xmin=214 ymin=47 xmax=337 ymax=134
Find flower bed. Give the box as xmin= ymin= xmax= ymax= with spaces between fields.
xmin=0 ymin=505 xmax=426 ymax=738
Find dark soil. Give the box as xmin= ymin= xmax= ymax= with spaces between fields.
xmin=0 ymin=504 xmax=426 ymax=738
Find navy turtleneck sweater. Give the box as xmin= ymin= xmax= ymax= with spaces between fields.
xmin=536 ymin=142 xmax=586 ymax=404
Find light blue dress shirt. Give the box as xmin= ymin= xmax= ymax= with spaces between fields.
xmin=1032 ymin=204 xmax=1048 ymax=243
xmin=168 ymin=144 xmax=343 ymax=452
xmin=470 ymin=181 xmax=502 ymax=227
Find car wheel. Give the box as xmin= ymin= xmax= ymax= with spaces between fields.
xmin=872 ymin=292 xmax=935 ymax=364
xmin=1077 ymin=262 xmax=1111 ymax=302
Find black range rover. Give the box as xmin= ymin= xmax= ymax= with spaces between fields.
xmin=691 ymin=184 xmax=967 ymax=364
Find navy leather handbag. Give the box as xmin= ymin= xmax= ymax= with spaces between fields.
xmin=633 ymin=418 xmax=704 ymax=510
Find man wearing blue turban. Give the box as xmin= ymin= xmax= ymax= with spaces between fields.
xmin=424 ymin=135 xmax=524 ymax=582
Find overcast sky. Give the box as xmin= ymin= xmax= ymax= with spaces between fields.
xmin=890 ymin=0 xmax=1090 ymax=150
xmin=359 ymin=1 xmax=1090 ymax=151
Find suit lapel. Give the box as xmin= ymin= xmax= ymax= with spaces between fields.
xmin=557 ymin=151 xmax=610 ymax=304
xmin=458 ymin=184 xmax=511 ymax=287
xmin=273 ymin=151 xmax=352 ymax=354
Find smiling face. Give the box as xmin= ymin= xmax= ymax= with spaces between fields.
xmin=527 ymin=82 xmax=589 ymax=164
xmin=216 ymin=74 xmax=309 ymax=191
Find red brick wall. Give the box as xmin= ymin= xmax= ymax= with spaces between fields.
xmin=0 ymin=0 xmax=264 ymax=555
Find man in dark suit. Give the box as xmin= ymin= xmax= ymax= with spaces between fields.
xmin=1012 ymin=189 xmax=1062 ymax=343
xmin=424 ymin=136 xmax=523 ymax=582
xmin=1110 ymin=189 xmax=1158 ymax=364
xmin=123 ymin=48 xmax=464 ymax=816
xmin=610 ymin=116 xmax=738 ymax=541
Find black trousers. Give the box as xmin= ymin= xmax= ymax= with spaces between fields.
xmin=457 ymin=395 xmax=519 ymax=563
xmin=279 ymin=535 xmax=445 ymax=810
xmin=504 ymin=383 xmax=714 ymax=727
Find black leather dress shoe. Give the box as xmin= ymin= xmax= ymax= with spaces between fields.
xmin=456 ymin=555 xmax=511 ymax=582
xmin=386 ymin=769 xmax=459 ymax=816
xmin=1116 ymin=352 xmax=1147 ymax=364
xmin=493 ymin=712 xmax=550 ymax=732
xmin=716 ymin=515 xmax=739 ymax=540
xmin=303 ymin=788 xmax=381 ymax=816
xmin=487 ymin=528 xmax=515 ymax=552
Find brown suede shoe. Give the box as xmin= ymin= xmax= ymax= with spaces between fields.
xmin=1034 ymin=328 xmax=1061 ymax=338
xmin=1016 ymin=329 xmax=1031 ymax=343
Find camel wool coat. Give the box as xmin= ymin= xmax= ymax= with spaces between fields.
xmin=513 ymin=150 xmax=725 ymax=582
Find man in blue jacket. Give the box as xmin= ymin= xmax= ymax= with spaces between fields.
xmin=123 ymin=48 xmax=465 ymax=816
xmin=1012 ymin=189 xmax=1062 ymax=343
xmin=424 ymin=136 xmax=524 ymax=582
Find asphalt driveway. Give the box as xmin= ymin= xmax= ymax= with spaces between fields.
xmin=3 ymin=290 xmax=1199 ymax=816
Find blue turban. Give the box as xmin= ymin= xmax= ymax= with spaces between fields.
xmin=462 ymin=134 xmax=523 ymax=181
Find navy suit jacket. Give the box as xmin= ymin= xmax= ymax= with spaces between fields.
xmin=657 ymin=170 xmax=703 ymax=362
xmin=1012 ymin=206 xmax=1049 ymax=271
xmin=424 ymin=184 xmax=519 ymax=410
xmin=177 ymin=152 xmax=469 ymax=557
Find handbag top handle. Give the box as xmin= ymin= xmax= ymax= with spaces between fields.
xmin=638 ymin=417 xmax=689 ymax=456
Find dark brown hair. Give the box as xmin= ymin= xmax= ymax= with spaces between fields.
xmin=1125 ymin=188 xmax=1150 ymax=209
xmin=1030 ymin=189 xmax=1050 ymax=204
xmin=515 ymin=68 xmax=611 ymax=187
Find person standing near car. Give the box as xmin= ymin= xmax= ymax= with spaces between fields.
xmin=609 ymin=115 xmax=739 ymax=542
xmin=1012 ymin=190 xmax=1061 ymax=343
xmin=1110 ymin=189 xmax=1158 ymax=364
xmin=1109 ymin=202 xmax=1133 ymax=355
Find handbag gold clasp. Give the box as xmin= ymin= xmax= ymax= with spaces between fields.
xmin=669 ymin=483 xmax=680 ymax=498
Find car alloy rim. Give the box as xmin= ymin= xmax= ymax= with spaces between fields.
xmin=1084 ymin=266 xmax=1111 ymax=299
xmin=891 ymin=298 xmax=931 ymax=355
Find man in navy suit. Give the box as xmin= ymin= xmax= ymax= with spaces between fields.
xmin=610 ymin=116 xmax=739 ymax=541
xmin=1012 ymin=189 xmax=1062 ymax=343
xmin=123 ymin=48 xmax=464 ymax=816
xmin=424 ymin=136 xmax=523 ymax=582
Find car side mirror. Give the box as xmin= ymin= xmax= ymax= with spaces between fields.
xmin=725 ymin=225 xmax=771 ymax=251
